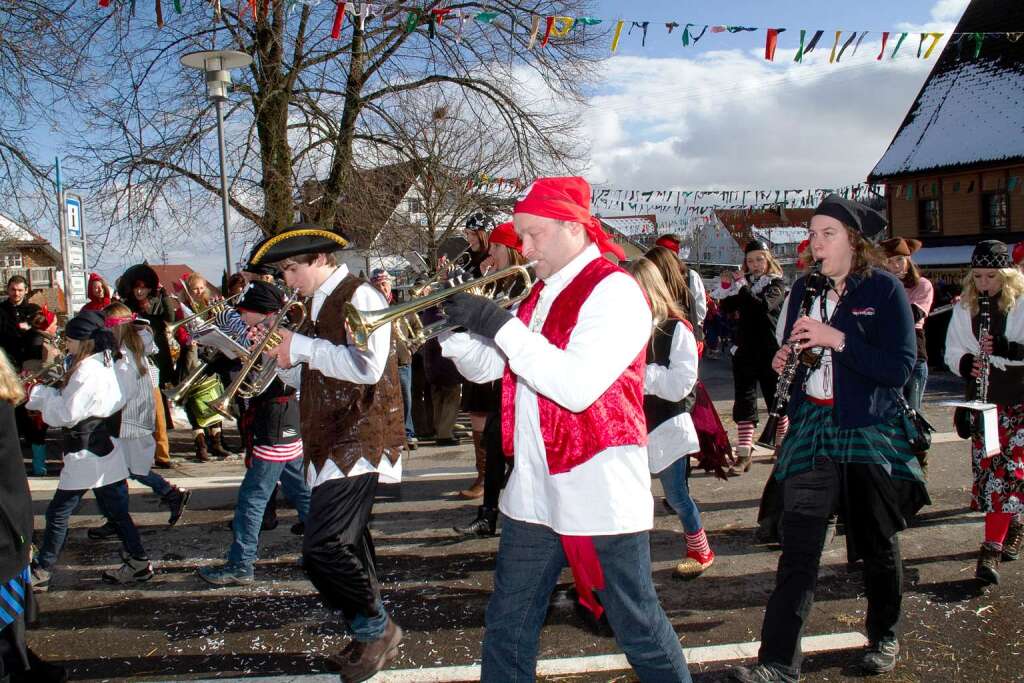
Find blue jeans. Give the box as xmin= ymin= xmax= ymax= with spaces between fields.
xmin=481 ymin=516 xmax=691 ymax=682
xmin=38 ymin=480 xmax=145 ymax=569
xmin=902 ymin=359 xmax=928 ymax=412
xmin=226 ymin=456 xmax=311 ymax=571
xmin=132 ymin=470 xmax=172 ymax=497
xmin=658 ymin=457 xmax=702 ymax=534
xmin=398 ymin=364 xmax=414 ymax=438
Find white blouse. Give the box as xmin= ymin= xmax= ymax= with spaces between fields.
xmin=645 ymin=321 xmax=701 ymax=473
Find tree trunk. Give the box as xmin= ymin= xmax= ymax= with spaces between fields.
xmin=253 ymin=5 xmax=295 ymax=236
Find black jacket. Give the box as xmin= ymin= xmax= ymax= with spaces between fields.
xmin=0 ymin=299 xmax=40 ymax=367
xmin=720 ymin=275 xmax=786 ymax=366
xmin=0 ymin=402 xmax=33 ymax=582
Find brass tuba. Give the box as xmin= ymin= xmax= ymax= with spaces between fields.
xmin=345 ymin=262 xmax=535 ymax=351
xmin=207 ymin=289 xmax=307 ymax=419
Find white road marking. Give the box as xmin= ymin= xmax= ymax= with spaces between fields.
xmin=179 ymin=631 xmax=868 ymax=682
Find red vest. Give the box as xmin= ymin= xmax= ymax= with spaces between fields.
xmin=501 ymin=257 xmax=648 ymax=475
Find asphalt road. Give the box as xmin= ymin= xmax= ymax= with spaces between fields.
xmin=22 ymin=358 xmax=1023 ymax=682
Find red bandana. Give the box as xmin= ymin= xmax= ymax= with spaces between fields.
xmin=488 ymin=221 xmax=522 ymax=252
xmin=654 ymin=235 xmax=681 ymax=254
xmin=514 ymin=177 xmax=625 ymax=261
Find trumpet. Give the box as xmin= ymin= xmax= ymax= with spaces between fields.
xmin=345 ymin=262 xmax=535 ymax=351
xmin=208 ymin=289 xmax=307 ymax=419
xmin=168 ymin=291 xmax=244 ymax=336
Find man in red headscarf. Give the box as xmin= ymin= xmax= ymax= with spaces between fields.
xmin=441 ymin=177 xmax=692 ymax=681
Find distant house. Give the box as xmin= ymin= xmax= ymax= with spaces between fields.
xmin=868 ymin=0 xmax=1024 ymax=285
xmin=597 ymin=215 xmax=658 ymax=261
xmin=146 ymin=264 xmax=222 ymax=299
xmin=699 ymin=208 xmax=813 ymax=277
xmin=0 ymin=213 xmax=66 ymax=313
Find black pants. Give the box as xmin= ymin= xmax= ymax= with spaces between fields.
xmin=759 ymin=458 xmax=902 ymax=676
xmin=732 ymin=357 xmax=779 ymax=424
xmin=481 ymin=413 xmax=511 ymax=509
xmin=302 ymin=472 xmax=380 ymax=622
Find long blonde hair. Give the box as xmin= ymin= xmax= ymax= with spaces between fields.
xmin=644 ymin=246 xmax=691 ymax=315
xmin=629 ymin=258 xmax=686 ymax=325
xmin=743 ymin=247 xmax=784 ymax=279
xmin=105 ymin=302 xmax=148 ymax=377
xmin=960 ymin=267 xmax=1024 ymax=315
xmin=0 ymin=350 xmax=25 ymax=405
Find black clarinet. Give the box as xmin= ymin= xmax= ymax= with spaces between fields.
xmin=756 ymin=261 xmax=829 ymax=449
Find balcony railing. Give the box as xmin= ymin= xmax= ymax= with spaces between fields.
xmin=1 ymin=266 xmax=58 ymax=289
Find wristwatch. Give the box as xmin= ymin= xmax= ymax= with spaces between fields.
xmin=835 ymin=334 xmax=847 ymax=353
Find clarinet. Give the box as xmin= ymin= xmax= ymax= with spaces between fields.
xmin=756 ymin=261 xmax=829 ymax=449
xmin=977 ymin=294 xmax=992 ymax=404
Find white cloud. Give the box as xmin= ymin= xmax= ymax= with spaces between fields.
xmin=579 ymin=40 xmax=943 ymax=192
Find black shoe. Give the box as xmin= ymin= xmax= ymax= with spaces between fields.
xmin=729 ymin=663 xmax=796 ymax=682
xmin=87 ymin=521 xmax=119 ymax=540
xmin=859 ymin=637 xmax=899 ymax=674
xmin=163 ymin=487 xmax=191 ymax=526
xmin=291 ymin=522 xmax=305 ymax=536
xmin=153 ymin=460 xmax=173 ymax=470
xmin=454 ymin=506 xmax=498 ymax=537
xmin=262 ymin=516 xmax=279 ymax=531
xmin=976 ymin=543 xmax=1001 ymax=584
xmin=753 ymin=517 xmax=781 ymax=545
xmin=434 ymin=437 xmax=460 ymax=447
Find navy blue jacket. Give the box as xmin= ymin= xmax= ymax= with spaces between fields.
xmin=782 ymin=267 xmax=915 ymax=429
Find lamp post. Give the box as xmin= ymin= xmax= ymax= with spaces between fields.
xmin=180 ymin=49 xmax=253 ymax=276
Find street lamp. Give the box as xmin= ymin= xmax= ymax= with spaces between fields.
xmin=180 ymin=49 xmax=253 ymax=276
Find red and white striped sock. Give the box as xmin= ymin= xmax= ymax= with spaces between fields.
xmin=685 ymin=529 xmax=712 ymax=560
xmin=737 ymin=421 xmax=754 ymax=450
xmin=776 ymin=415 xmax=790 ymax=444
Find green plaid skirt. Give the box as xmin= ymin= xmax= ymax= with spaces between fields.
xmin=775 ymin=400 xmax=926 ymax=484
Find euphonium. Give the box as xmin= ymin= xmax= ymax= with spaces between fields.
xmin=344 ymin=262 xmax=535 ymax=351
xmin=756 ymin=261 xmax=829 ymax=449
xmin=208 ymin=289 xmax=307 ymax=419
xmin=162 ymin=362 xmax=212 ymax=405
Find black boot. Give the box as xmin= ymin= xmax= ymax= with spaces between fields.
xmin=454 ymin=506 xmax=498 ymax=537
xmin=1003 ymin=518 xmax=1023 ymax=561
xmin=11 ymin=647 xmax=68 ymax=683
xmin=976 ymin=543 xmax=1001 ymax=585
xmin=162 ymin=486 xmax=191 ymax=526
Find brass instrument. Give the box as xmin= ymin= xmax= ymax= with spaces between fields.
xmin=162 ymin=362 xmax=212 ymax=405
xmin=168 ymin=291 xmax=244 ymax=335
xmin=345 ymin=262 xmax=535 ymax=352
xmin=208 ymin=289 xmax=307 ymax=419
xmin=756 ymin=261 xmax=829 ymax=449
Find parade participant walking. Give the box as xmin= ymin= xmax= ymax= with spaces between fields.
xmin=27 ymin=311 xmax=154 ymax=590
xmin=250 ymin=224 xmax=405 ymax=682
xmin=718 ymin=240 xmax=787 ymax=474
xmin=881 ymin=239 xmax=934 ymax=411
xmin=18 ymin=306 xmax=60 ymax=475
xmin=441 ymin=177 xmax=692 ymax=682
xmin=199 ymin=282 xmax=310 ymax=586
xmin=88 ymin=303 xmax=190 ymax=541
xmin=0 ymin=275 xmax=40 ymax=370
xmin=654 ymin=234 xmax=708 ymax=326
xmin=944 ymin=240 xmax=1024 ymax=585
xmin=731 ymin=196 xmax=929 ymax=682
xmin=629 ymin=257 xmax=714 ymax=578
xmin=453 ymin=221 xmax=526 ymax=537
xmin=0 ymin=351 xmax=67 ymax=682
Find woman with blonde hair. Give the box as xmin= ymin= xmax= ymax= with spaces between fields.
xmin=944 ymin=240 xmax=1024 ymax=585
xmin=629 ymin=257 xmax=716 ymax=577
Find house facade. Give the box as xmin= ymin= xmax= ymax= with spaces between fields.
xmin=0 ymin=213 xmax=66 ymax=313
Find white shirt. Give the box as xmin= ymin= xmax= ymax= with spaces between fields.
xmin=27 ymin=353 xmax=130 ymax=491
xmin=645 ymin=321 xmax=701 ymax=474
xmin=687 ymin=268 xmax=707 ymax=324
xmin=945 ymin=298 xmax=1024 ymax=377
xmin=441 ymin=245 xmax=654 ymax=535
xmin=281 ymin=264 xmax=402 ymax=487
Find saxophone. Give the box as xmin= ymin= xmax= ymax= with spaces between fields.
xmin=756 ymin=261 xmax=829 ymax=449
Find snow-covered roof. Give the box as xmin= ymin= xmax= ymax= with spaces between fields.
xmin=752 ymin=227 xmax=808 ymax=245
xmin=0 ymin=213 xmax=39 ymax=243
xmin=870 ymin=0 xmax=1024 ymax=179
xmin=599 ymin=215 xmax=658 ymax=237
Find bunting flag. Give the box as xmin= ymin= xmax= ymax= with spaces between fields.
xmin=852 ymin=31 xmax=868 ymax=57
xmin=155 ymin=0 xmax=163 ymax=27
xmin=804 ymin=30 xmax=825 ymax=55
xmin=828 ymin=31 xmax=842 ymax=63
xmin=331 ymin=1 xmax=345 ymax=39
xmin=794 ymin=29 xmax=807 ymax=62
xmin=836 ymin=32 xmax=857 ymax=61
xmin=765 ymin=28 xmax=784 ymax=61
xmin=630 ymin=21 xmax=650 ymax=47
xmin=891 ymin=32 xmax=909 ymax=58
xmin=666 ymin=22 xmax=679 ymax=34
xmin=923 ymin=32 xmax=944 ymax=58
xmin=877 ymin=31 xmax=889 ymax=59
xmin=681 ymin=23 xmax=708 ymax=46
xmin=611 ymin=19 xmax=625 ymax=52
xmin=526 ymin=14 xmax=541 ymax=49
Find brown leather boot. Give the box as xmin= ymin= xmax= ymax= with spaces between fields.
xmin=1003 ymin=518 xmax=1023 ymax=561
xmin=976 ymin=543 xmax=1001 ymax=585
xmin=193 ymin=432 xmax=211 ymax=462
xmin=208 ymin=427 xmax=236 ymax=460
xmin=459 ymin=430 xmax=486 ymax=499
xmin=330 ymin=618 xmax=403 ymax=681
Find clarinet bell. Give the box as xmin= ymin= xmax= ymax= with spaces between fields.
xmin=756 ymin=415 xmax=780 ymax=450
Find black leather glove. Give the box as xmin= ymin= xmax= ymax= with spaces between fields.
xmin=443 ymin=292 xmax=514 ymax=339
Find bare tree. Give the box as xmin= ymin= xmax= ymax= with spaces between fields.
xmin=64 ymin=0 xmax=601 ymax=256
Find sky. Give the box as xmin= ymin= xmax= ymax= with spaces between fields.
xmin=43 ymin=0 xmax=971 ymax=282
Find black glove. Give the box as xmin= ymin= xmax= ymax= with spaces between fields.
xmin=443 ymin=292 xmax=514 ymax=339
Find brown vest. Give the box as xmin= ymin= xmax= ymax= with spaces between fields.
xmin=299 ymin=274 xmax=406 ymax=475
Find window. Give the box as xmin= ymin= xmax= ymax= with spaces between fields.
xmin=0 ymin=252 xmax=23 ymax=268
xmin=918 ymin=199 xmax=942 ymax=235
xmin=407 ymin=199 xmax=423 ymax=214
xmin=982 ymin=191 xmax=1008 ymax=231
